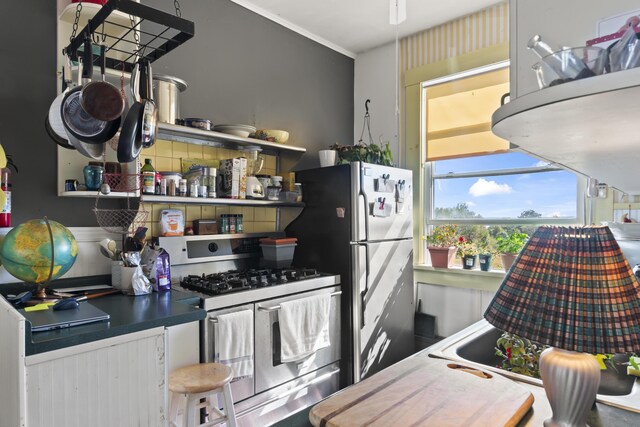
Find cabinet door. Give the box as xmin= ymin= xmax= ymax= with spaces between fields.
xmin=25 ymin=328 xmax=166 ymax=427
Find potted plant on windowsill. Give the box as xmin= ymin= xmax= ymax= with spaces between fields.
xmin=426 ymin=225 xmax=459 ymax=268
xmin=496 ymin=231 xmax=529 ymax=272
xmin=476 ymin=240 xmax=494 ymax=272
xmin=457 ymin=237 xmax=478 ymax=270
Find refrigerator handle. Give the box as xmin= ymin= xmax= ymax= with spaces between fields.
xmin=359 ymin=242 xmax=370 ymax=329
xmin=359 ymin=166 xmax=369 ymax=242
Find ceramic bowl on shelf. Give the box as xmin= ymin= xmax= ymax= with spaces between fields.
xmin=532 ymin=46 xmax=607 ymax=89
xmin=213 ymin=124 xmax=257 ymax=138
xmin=253 ymin=129 xmax=289 ymax=143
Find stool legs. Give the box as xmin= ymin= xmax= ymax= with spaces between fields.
xmin=221 ymin=382 xmax=237 ymax=427
xmin=169 ymin=386 xmax=237 ymax=427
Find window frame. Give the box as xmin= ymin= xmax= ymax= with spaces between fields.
xmin=421 ymin=62 xmax=586 ymax=231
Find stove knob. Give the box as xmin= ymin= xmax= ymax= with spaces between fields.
xmin=208 ymin=242 xmax=219 ymax=253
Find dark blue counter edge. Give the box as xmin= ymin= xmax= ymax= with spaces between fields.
xmin=1 ymin=275 xmax=206 ymax=356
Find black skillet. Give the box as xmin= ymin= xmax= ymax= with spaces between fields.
xmin=118 ymin=61 xmax=144 ymax=162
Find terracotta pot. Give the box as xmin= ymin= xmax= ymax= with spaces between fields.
xmin=428 ymin=246 xmax=457 ymax=268
xmin=501 ymin=253 xmax=518 ymax=272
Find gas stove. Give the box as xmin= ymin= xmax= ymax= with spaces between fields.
xmin=158 ymin=234 xmax=339 ymax=311
xmin=179 ymin=267 xmax=321 ymax=296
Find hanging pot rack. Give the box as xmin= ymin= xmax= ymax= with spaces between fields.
xmin=63 ymin=0 xmax=195 ymax=73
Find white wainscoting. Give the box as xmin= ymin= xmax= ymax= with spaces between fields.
xmin=25 ymin=328 xmax=167 ymax=427
xmin=416 ymin=283 xmax=496 ymax=337
xmin=0 ymin=296 xmax=27 ymax=426
xmin=0 ymin=227 xmax=119 ymax=284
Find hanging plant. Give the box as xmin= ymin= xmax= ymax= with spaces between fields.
xmin=331 ymin=99 xmax=394 ymax=166
xmin=330 ymin=142 xmax=394 ymax=166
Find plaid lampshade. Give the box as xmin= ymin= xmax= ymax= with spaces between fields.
xmin=484 ymin=226 xmax=640 ymax=354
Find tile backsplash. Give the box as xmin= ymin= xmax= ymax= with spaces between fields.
xmin=140 ymin=139 xmax=279 ymax=238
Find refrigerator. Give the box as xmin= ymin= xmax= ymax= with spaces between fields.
xmin=285 ymin=162 xmax=414 ymax=386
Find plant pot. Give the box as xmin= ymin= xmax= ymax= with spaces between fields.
xmin=501 ymin=253 xmax=518 ymax=272
xmin=462 ymin=254 xmax=478 ymax=270
xmin=478 ymin=253 xmax=493 ymax=271
xmin=428 ymin=246 xmax=457 ymax=268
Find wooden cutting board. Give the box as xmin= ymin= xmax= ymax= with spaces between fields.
xmin=310 ymin=356 xmax=534 ymax=427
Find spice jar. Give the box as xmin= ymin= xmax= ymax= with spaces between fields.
xmin=266 ymin=185 xmax=281 ymax=201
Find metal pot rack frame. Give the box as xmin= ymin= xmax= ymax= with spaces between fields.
xmin=63 ymin=0 xmax=194 ymax=73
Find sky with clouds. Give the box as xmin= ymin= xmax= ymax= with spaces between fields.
xmin=433 ymin=152 xmax=577 ymax=219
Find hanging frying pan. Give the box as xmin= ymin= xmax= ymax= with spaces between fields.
xmin=47 ymin=53 xmax=80 ymax=152
xmin=118 ymin=61 xmax=143 ymax=163
xmin=81 ymin=45 xmax=125 ymax=122
xmin=66 ymin=129 xmax=105 ymax=160
xmin=139 ymin=60 xmax=158 ymax=148
xmin=61 ymin=39 xmax=120 ymax=144
xmin=45 ymin=116 xmax=75 ymax=150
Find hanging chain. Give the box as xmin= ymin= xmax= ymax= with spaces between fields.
xmin=70 ymin=0 xmax=83 ymax=42
xmin=120 ymin=62 xmax=126 ymax=98
xmin=174 ymin=0 xmax=182 ymax=17
xmin=129 ymin=14 xmax=141 ymax=59
xmin=358 ymin=99 xmax=374 ymax=145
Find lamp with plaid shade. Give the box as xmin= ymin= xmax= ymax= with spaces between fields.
xmin=484 ymin=226 xmax=640 ymax=427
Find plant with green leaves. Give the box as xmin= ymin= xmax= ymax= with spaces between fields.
xmin=330 ymin=142 xmax=394 ymax=166
xmin=456 ymin=236 xmax=478 ymax=257
xmin=495 ymin=332 xmax=548 ymax=378
xmin=425 ymin=225 xmax=460 ymax=248
xmin=496 ymin=231 xmax=529 ymax=254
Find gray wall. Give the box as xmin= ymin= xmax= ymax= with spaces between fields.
xmin=0 ymin=0 xmax=353 ymax=226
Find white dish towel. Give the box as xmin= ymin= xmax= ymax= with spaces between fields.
xmin=279 ymin=293 xmax=331 ymax=363
xmin=215 ymin=309 xmax=254 ymax=379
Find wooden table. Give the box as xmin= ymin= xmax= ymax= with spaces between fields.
xmin=310 ymin=355 xmax=533 ymax=427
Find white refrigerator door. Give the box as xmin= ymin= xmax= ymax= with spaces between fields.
xmin=351 ymin=238 xmax=414 ymax=382
xmin=352 ymin=162 xmax=413 ymax=242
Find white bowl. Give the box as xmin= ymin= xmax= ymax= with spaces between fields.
xmin=213 ymin=124 xmax=257 ymax=138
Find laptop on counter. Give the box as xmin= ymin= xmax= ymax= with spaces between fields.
xmin=20 ymin=302 xmax=110 ymax=332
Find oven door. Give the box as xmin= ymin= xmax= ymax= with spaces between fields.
xmin=254 ymin=286 xmax=341 ymax=394
xmin=203 ymin=304 xmax=255 ymax=402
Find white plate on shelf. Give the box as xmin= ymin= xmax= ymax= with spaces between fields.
xmin=213 ymin=124 xmax=256 ymax=138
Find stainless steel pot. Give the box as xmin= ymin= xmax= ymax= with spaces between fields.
xmin=152 ymin=74 xmax=187 ymax=124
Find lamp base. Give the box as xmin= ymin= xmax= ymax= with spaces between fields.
xmin=539 ymin=347 xmax=600 ymax=427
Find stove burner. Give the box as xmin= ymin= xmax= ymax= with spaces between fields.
xmin=180 ymin=268 xmax=322 ymax=296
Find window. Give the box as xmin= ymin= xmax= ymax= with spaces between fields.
xmin=422 ymin=63 xmax=583 ymax=269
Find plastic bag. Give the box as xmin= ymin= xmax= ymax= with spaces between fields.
xmin=131 ymin=265 xmax=152 ymax=295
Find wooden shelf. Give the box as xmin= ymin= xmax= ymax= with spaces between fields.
xmin=157 ymin=123 xmax=306 ymax=155
xmin=142 ymin=195 xmax=304 ymax=207
xmin=492 ymin=67 xmax=640 ymax=194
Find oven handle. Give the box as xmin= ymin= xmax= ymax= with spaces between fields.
xmin=256 ymin=291 xmax=342 ymax=313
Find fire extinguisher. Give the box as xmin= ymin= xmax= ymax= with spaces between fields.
xmin=0 ymin=167 xmax=11 ymax=227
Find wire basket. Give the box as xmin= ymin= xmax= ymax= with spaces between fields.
xmin=94 ymin=199 xmax=148 ymax=235
xmin=103 ymin=172 xmax=143 ymax=193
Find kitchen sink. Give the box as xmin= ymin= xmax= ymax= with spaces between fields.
xmin=429 ymin=320 xmax=640 ymax=413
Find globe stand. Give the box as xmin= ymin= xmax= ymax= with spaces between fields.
xmin=29 ymin=217 xmax=57 ymax=302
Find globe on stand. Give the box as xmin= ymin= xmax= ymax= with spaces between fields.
xmin=0 ymin=217 xmax=78 ymax=299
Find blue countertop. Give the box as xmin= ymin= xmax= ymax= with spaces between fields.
xmin=3 ymin=276 xmax=206 ymax=356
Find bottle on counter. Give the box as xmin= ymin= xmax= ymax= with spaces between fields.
xmin=141 ymin=159 xmax=156 ymax=195
xmin=155 ymin=249 xmax=171 ymax=292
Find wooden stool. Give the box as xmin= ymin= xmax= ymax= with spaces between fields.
xmin=169 ymin=363 xmax=237 ymax=427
